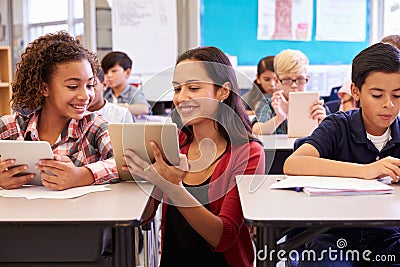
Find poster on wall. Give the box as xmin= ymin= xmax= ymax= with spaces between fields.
xmin=111 ymin=0 xmax=177 ymax=74
xmin=315 ymin=0 xmax=366 ymax=42
xmin=257 ymin=0 xmax=313 ymax=41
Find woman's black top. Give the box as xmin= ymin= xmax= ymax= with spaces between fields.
xmin=160 ymin=176 xmax=228 ymax=267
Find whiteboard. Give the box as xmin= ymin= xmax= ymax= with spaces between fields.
xmin=111 ymin=0 xmax=177 ymax=75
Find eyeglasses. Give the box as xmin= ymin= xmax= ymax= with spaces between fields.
xmin=279 ymin=78 xmax=308 ymax=86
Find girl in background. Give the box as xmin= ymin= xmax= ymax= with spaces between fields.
xmin=242 ymin=56 xmax=277 ymax=114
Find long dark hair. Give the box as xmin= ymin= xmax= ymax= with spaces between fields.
xmin=171 ymin=46 xmax=259 ymax=146
xmin=255 ymin=56 xmax=275 ymax=90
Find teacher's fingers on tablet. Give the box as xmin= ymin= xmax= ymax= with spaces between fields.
xmin=149 ymin=141 xmax=165 ymax=164
xmin=123 ymin=149 xmax=142 ymax=165
xmin=123 ymin=149 xmax=146 ymax=172
xmin=178 ymin=154 xmax=189 ymax=172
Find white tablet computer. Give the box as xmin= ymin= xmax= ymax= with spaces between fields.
xmin=288 ymin=91 xmax=319 ymax=138
xmin=0 ymin=140 xmax=54 ymax=186
xmin=108 ymin=123 xmax=180 ymax=182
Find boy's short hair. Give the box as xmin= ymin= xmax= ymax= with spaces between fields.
xmin=274 ymin=49 xmax=309 ymax=78
xmin=381 ymin=35 xmax=400 ymax=50
xmin=351 ymin=43 xmax=400 ymax=90
xmin=101 ymin=51 xmax=132 ymax=73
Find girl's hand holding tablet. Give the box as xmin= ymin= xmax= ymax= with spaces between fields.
xmin=35 ymin=155 xmax=94 ymax=190
xmin=0 ymin=159 xmax=34 ymax=189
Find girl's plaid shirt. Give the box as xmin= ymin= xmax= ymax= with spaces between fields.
xmin=0 ymin=111 xmax=119 ymax=184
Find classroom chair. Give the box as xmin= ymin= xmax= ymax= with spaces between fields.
xmin=328 ymin=86 xmax=340 ymax=101
xmin=324 ymin=99 xmax=341 ymax=114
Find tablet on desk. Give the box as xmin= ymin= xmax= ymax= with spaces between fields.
xmin=0 ymin=140 xmax=54 ymax=186
xmin=288 ymin=91 xmax=319 ymax=138
xmin=108 ymin=123 xmax=180 ymax=182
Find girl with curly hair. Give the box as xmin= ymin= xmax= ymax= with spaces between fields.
xmin=0 ymin=31 xmax=119 ymax=190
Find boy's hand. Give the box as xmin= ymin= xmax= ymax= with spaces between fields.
xmin=271 ymin=90 xmax=288 ymax=120
xmin=363 ymin=156 xmax=400 ymax=182
xmin=309 ymin=100 xmax=326 ymax=124
xmin=0 ymin=159 xmax=35 ymax=189
xmin=36 ymin=155 xmax=94 ymax=190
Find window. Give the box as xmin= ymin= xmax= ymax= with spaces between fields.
xmin=26 ymin=0 xmax=84 ymax=43
xmin=383 ymin=0 xmax=400 ymax=36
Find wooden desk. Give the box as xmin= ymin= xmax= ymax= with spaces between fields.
xmin=0 ymin=182 xmax=153 ymax=267
xmin=236 ymin=175 xmax=400 ymax=267
xmin=257 ymin=135 xmax=297 ymax=174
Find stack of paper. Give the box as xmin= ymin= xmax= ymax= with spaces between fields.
xmin=270 ymin=176 xmax=394 ymax=196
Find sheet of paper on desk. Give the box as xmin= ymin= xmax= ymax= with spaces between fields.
xmin=0 ymin=185 xmax=111 ymax=199
xmin=269 ymin=176 xmax=394 ymax=196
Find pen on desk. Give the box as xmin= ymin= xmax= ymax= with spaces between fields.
xmin=294 ymin=187 xmax=302 ymax=192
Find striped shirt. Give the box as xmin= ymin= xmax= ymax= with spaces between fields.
xmin=0 ymin=111 xmax=119 ymax=184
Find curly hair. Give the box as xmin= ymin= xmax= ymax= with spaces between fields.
xmin=11 ymin=31 xmax=100 ymax=113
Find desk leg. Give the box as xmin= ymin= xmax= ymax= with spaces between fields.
xmin=256 ymin=226 xmax=277 ymax=267
xmin=113 ymin=224 xmax=135 ymax=267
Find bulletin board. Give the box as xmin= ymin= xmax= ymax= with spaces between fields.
xmin=111 ymin=0 xmax=177 ymax=74
xmin=200 ymin=0 xmax=370 ymax=66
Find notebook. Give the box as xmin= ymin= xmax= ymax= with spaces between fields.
xmin=270 ymin=175 xmax=394 ymax=196
xmin=287 ymin=91 xmax=319 ymax=138
xmin=108 ymin=123 xmax=180 ymax=182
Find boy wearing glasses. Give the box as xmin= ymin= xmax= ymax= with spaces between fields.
xmin=252 ymin=49 xmax=326 ymax=135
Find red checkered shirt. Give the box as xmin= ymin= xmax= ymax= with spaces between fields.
xmin=0 ymin=111 xmax=119 ymax=184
